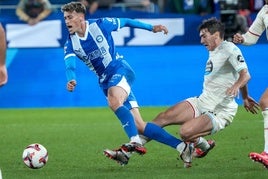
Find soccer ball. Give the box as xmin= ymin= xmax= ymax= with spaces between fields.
xmin=22 ymin=143 xmax=48 ymax=169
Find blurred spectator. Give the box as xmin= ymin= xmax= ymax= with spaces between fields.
xmin=219 ymin=0 xmax=250 ymax=40
xmin=168 ymin=0 xmax=215 ymax=15
xmin=199 ymin=0 xmax=215 ymax=15
xmin=16 ymin=0 xmax=52 ymax=26
xmin=123 ymin=0 xmax=158 ymax=13
xmin=249 ymin=0 xmax=265 ymax=12
xmin=152 ymin=0 xmax=165 ymax=13
xmin=78 ymin=0 xmax=99 ymax=14
xmin=238 ymin=0 xmax=251 ymax=28
xmin=169 ymin=0 xmax=199 ymax=14
xmin=98 ymin=0 xmax=116 ymax=9
xmin=0 ymin=23 xmax=7 ymax=87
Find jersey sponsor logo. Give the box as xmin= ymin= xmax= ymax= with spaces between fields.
xmin=205 ymin=60 xmax=213 ymax=75
xmin=75 ymin=47 xmax=107 ymax=62
xmin=74 ymin=48 xmax=88 ymax=60
xmin=237 ymin=55 xmax=244 ymax=62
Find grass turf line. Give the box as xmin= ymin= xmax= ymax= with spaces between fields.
xmin=0 ymin=107 xmax=267 ymax=179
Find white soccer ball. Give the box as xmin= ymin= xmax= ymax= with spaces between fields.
xmin=22 ymin=143 xmax=48 ymax=169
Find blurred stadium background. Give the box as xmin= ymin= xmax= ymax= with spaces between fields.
xmin=0 ymin=0 xmax=267 ymax=108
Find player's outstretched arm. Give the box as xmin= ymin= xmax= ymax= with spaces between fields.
xmin=64 ymin=55 xmax=77 ymax=92
xmin=233 ymin=31 xmax=260 ymax=45
xmin=119 ymin=18 xmax=168 ymax=34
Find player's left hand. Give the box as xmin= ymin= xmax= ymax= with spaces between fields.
xmin=243 ymin=96 xmax=259 ymax=114
xmin=153 ymin=25 xmax=168 ymax=34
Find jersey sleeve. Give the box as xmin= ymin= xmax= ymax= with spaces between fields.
xmin=228 ymin=44 xmax=248 ymax=72
xmin=248 ymin=6 xmax=266 ymax=36
xmin=118 ymin=18 xmax=153 ymax=31
xmin=65 ymin=56 xmax=76 ymax=82
xmin=64 ymin=38 xmax=77 ymax=81
xmin=242 ymin=6 xmax=267 ymax=45
xmin=99 ymin=18 xmax=153 ymax=32
xmin=99 ymin=18 xmax=120 ymax=32
xmin=64 ymin=37 xmax=74 ymax=56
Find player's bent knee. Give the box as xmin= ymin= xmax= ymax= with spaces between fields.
xmin=179 ymin=126 xmax=192 ymax=141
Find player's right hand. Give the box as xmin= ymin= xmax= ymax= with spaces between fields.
xmin=153 ymin=25 xmax=168 ymax=35
xmin=233 ymin=33 xmax=244 ymax=44
xmin=67 ymin=80 xmax=76 ymax=92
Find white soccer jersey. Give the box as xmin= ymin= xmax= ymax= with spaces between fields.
xmin=199 ymin=41 xmax=248 ymax=112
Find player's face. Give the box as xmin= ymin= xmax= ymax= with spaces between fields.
xmin=63 ymin=11 xmax=84 ymax=34
xmin=199 ymin=28 xmax=218 ymax=51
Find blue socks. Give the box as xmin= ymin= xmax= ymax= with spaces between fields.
xmin=115 ymin=106 xmax=138 ymax=139
xmin=143 ymin=122 xmax=182 ymax=149
xmin=115 ymin=106 xmax=183 ymax=149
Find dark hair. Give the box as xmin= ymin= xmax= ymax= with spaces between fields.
xmin=61 ymin=2 xmax=86 ymax=14
xmin=198 ymin=17 xmax=225 ymax=39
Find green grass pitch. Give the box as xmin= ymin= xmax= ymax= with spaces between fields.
xmin=0 ymin=106 xmax=268 ymax=179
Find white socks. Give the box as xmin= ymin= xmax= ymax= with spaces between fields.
xmin=195 ymin=137 xmax=209 ymax=151
xmin=176 ymin=142 xmax=186 ymax=154
xmin=176 ymin=137 xmax=210 ymax=154
xmin=139 ymin=134 xmax=150 ymax=146
xmin=263 ymin=110 xmax=268 ymax=153
xmin=130 ymin=135 xmax=142 ymax=145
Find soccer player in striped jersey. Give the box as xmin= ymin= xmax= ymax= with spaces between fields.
xmin=61 ymin=2 xmax=196 ymax=166
xmin=0 ymin=23 xmax=7 ymax=87
xmin=233 ymin=0 xmax=268 ymax=169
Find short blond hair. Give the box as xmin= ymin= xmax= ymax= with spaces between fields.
xmin=61 ymin=2 xmax=86 ymax=14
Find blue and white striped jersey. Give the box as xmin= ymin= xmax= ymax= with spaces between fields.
xmin=64 ymin=18 xmax=120 ymax=77
xmin=64 ymin=17 xmax=153 ymax=83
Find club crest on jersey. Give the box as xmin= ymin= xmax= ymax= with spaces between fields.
xmin=237 ymin=55 xmax=244 ymax=62
xmin=96 ymin=35 xmax=103 ymax=43
xmin=205 ymin=60 xmax=213 ymax=75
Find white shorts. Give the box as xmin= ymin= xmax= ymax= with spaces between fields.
xmin=186 ymin=97 xmax=237 ymax=134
